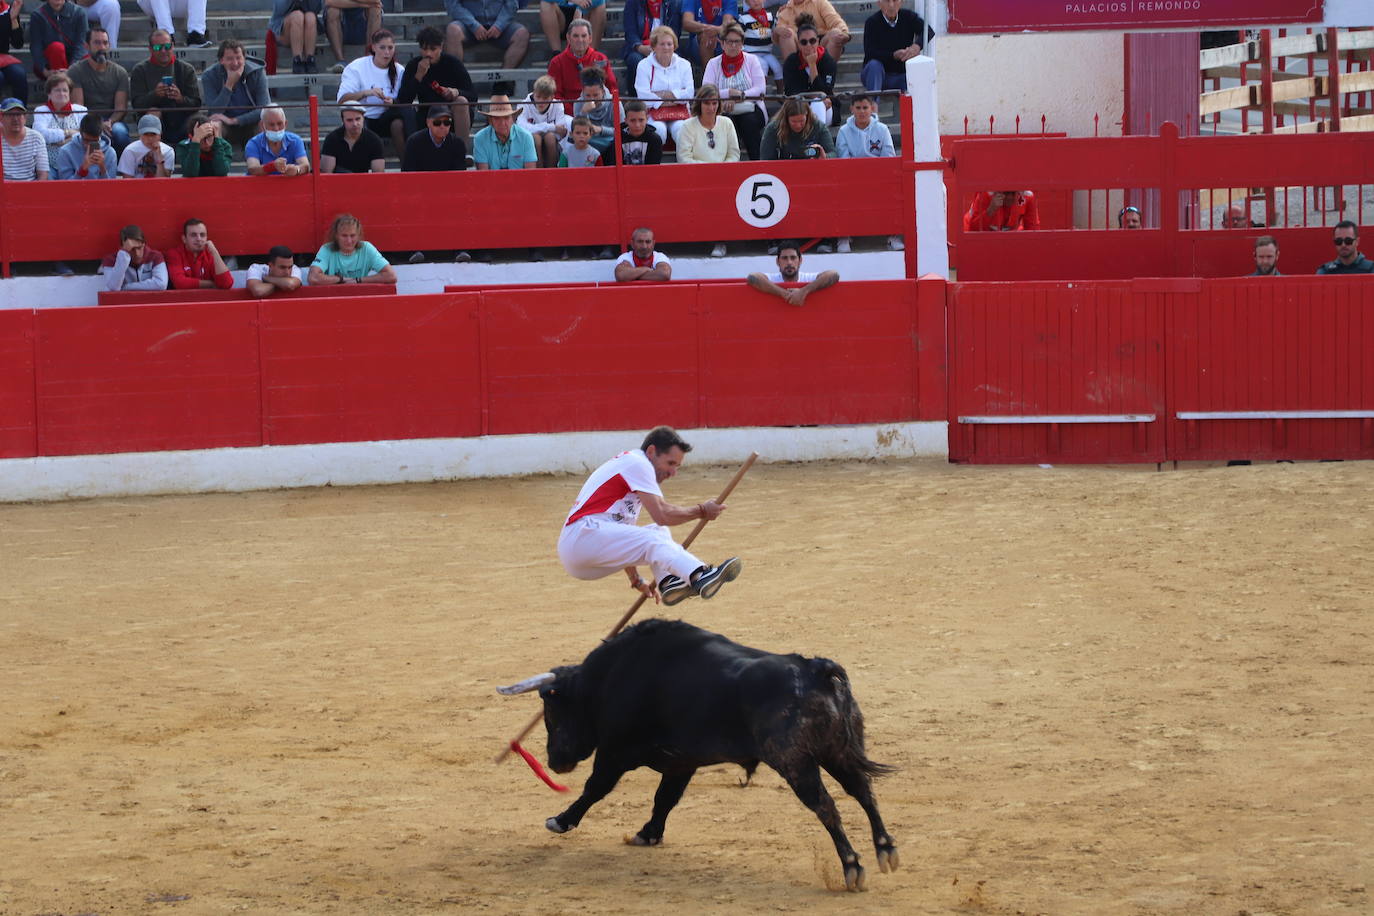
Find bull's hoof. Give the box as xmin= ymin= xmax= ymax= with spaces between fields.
xmin=623 ymin=831 xmax=662 ymax=846
xmin=545 ymin=816 xmax=571 ymax=834
xmin=843 ymin=861 xmax=867 ymax=892
xmin=877 ymin=846 xmax=900 ymax=873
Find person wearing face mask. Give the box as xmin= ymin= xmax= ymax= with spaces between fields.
xmin=245 ymin=105 xmax=310 ymax=176
xmin=201 ymin=37 xmax=270 ymax=151
xmin=66 ymin=27 xmax=130 ymax=151
xmin=129 ymin=30 xmax=201 ymax=144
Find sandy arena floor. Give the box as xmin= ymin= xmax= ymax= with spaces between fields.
xmin=2 ymin=458 xmax=1371 ymax=915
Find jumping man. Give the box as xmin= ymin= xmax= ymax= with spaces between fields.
xmin=558 ymin=426 xmax=742 ymax=605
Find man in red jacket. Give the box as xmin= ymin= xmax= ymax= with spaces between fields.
xmin=165 ymin=217 xmax=234 ymax=289
xmin=963 ymin=189 xmax=1040 ymax=232
xmin=546 ymin=18 xmax=618 ymax=114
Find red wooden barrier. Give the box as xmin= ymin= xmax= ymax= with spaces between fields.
xmin=33 ymin=302 xmax=263 ymax=456
xmin=0 ymin=308 xmax=36 ymax=459
xmin=98 ymin=286 xmax=396 ymax=306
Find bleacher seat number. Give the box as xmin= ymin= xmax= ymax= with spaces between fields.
xmin=736 ymin=174 xmax=790 ymax=229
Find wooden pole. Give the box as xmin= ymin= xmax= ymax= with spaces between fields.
xmin=495 ymin=451 xmax=759 ymax=763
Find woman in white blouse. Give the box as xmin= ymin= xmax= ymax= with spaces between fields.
xmin=634 ymin=25 xmax=695 ymax=145
xmin=32 ymin=73 xmax=88 ymax=171
xmin=702 ymin=22 xmax=766 ymax=160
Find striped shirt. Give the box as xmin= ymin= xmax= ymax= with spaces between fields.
xmin=2 ymin=129 xmax=49 ymax=180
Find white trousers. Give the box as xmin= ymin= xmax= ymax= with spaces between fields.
xmin=648 ymin=117 xmax=685 ymax=145
xmin=558 ymin=518 xmax=703 ymax=584
xmin=83 ymin=0 xmax=122 ymax=46
xmin=136 ymin=0 xmax=207 ymax=35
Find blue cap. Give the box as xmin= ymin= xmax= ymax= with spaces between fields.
xmin=1 ymin=98 xmax=26 ymax=112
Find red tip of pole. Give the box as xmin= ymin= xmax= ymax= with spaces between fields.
xmin=511 ymin=740 xmax=569 ymax=792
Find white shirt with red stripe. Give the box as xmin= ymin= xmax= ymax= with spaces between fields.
xmin=565 ymin=450 xmax=663 ymax=527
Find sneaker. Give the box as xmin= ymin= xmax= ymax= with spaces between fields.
xmin=710 ymin=242 xmax=727 ymax=258
xmin=658 ymin=575 xmax=693 ymax=606
xmin=767 ymin=242 xmax=779 ymax=256
xmin=454 ymin=250 xmax=472 ymax=263
xmin=814 ymin=242 xmax=834 ymax=254
xmin=54 ymin=261 xmax=75 ymax=277
xmin=596 ymin=246 xmax=615 ymax=259
xmin=836 ymin=237 xmax=852 ymax=254
xmin=330 ymin=62 xmax=346 ymax=74
xmin=887 ymin=235 xmax=905 ymax=251
xmin=408 ymin=251 xmax=426 ymax=264
xmin=530 ymin=248 xmax=544 ymax=262
xmin=292 ymin=56 xmax=305 ymax=74
xmin=186 ymin=31 xmax=211 ymax=48
xmin=305 ymin=55 xmax=318 ymax=73
xmin=691 ymin=557 xmax=742 ymax=600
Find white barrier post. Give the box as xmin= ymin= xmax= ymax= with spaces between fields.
xmin=906 ymin=54 xmax=949 ymax=279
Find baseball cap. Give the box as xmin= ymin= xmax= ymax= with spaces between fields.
xmin=137 ymin=114 xmax=162 ymax=135
xmin=340 ymin=102 xmax=366 ymax=114
xmin=1 ymin=97 xmax=26 ymax=112
xmin=426 ymin=104 xmax=451 ymax=121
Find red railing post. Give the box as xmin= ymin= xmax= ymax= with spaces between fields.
xmin=309 ymin=94 xmax=322 ymax=237
xmin=1159 ymin=122 xmax=1181 ymax=274
xmin=900 ymin=97 xmax=916 ymax=278
xmin=611 ymin=86 xmax=627 ymax=253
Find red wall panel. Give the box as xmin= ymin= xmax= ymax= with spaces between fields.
xmin=258 ymin=293 xmax=483 ymax=445
xmin=33 ymin=303 xmax=263 ymax=456
xmin=98 ymin=286 xmax=396 ymax=306
xmin=0 ymin=309 xmax=36 ymax=458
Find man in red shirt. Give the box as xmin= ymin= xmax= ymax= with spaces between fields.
xmin=963 ymin=190 xmax=1040 ymax=232
xmin=165 ymin=218 xmax=234 ymax=289
xmin=546 ymin=18 xmax=618 ymax=115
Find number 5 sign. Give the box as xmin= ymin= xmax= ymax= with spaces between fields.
xmin=735 ymin=174 xmax=791 ymax=229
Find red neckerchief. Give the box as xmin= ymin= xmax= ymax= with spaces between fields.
xmin=150 ymin=51 xmax=178 ymax=66
xmin=48 ymin=101 xmax=73 ymax=115
xmin=807 ymin=45 xmax=826 ymax=62
xmin=632 ymin=251 xmax=654 ymax=267
xmin=720 ymin=51 xmax=744 ymax=77
xmin=642 ymin=0 xmax=662 ymax=41
xmin=569 ymin=46 xmax=598 ymax=70
xmin=745 ymin=7 xmax=769 ymax=28
xmin=701 ymin=0 xmax=721 ymax=22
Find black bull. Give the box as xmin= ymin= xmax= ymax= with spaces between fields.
xmin=504 ymin=619 xmax=898 ymax=891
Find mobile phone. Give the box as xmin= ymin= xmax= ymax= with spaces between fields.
xmin=161 ymin=76 xmax=174 ymax=86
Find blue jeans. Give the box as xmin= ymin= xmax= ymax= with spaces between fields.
xmin=861 ymin=60 xmax=906 ymax=94
xmin=107 ymin=120 xmax=131 ymax=153
xmin=0 ymin=62 xmax=28 ymax=103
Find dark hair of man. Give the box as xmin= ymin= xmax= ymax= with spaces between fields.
xmin=641 ymin=425 xmax=692 ymax=455
xmin=267 ymin=245 xmax=294 ymax=262
xmin=217 ymin=38 xmax=244 ymax=60
xmin=775 ymin=239 xmax=801 ymax=259
xmin=120 ymin=225 xmax=144 ymax=243
xmin=580 ymin=65 xmax=606 ymax=88
xmin=185 ymin=113 xmax=210 ymax=137
xmin=850 ymin=92 xmax=873 ymax=107
xmin=85 ymin=26 xmax=108 ymax=42
xmin=1254 ymin=235 xmax=1278 ymax=251
xmin=182 ymin=218 xmax=206 ymax=236
xmin=1334 ymin=219 xmax=1358 ymax=236
xmin=416 ymin=26 xmax=444 ymax=49
xmin=624 ymin=98 xmax=647 ymax=113
xmin=78 ymin=112 xmax=104 ymax=137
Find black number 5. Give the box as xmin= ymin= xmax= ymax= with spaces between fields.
xmin=749 ymin=181 xmax=776 ymax=220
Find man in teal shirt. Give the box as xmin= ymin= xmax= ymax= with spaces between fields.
xmin=308 ymin=213 xmax=398 ymax=286
xmin=472 ymin=94 xmax=537 ymax=170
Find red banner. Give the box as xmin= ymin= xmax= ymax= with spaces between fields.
xmin=947 ymin=0 xmax=1324 ymax=33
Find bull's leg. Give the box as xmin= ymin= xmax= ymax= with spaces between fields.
xmin=822 ymin=762 xmax=899 ymax=874
xmin=546 ymin=755 xmax=629 ymax=835
xmin=776 ymin=762 xmax=867 ymax=892
xmin=627 ymin=768 xmax=695 ymax=847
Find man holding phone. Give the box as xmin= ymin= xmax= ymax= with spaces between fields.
xmin=129 ymin=29 xmax=201 ymax=143
xmin=54 ymin=111 xmax=115 ymax=178
xmin=963 ymin=189 xmax=1041 ymax=232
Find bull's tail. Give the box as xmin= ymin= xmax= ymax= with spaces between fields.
xmin=808 ymin=657 xmax=896 ymax=778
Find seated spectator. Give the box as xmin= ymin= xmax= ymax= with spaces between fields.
xmin=166 ymin=217 xmax=232 ymax=289
xmin=835 ymin=92 xmax=899 ymax=252
xmin=963 ymin=189 xmax=1040 ymax=232
xmin=397 ymin=26 xmax=476 ymax=150
xmin=67 ymin=27 xmax=129 ymax=151
xmin=681 ymin=0 xmax=735 ymax=67
xmin=1220 ymin=201 xmax=1266 ymax=229
xmin=320 ymin=102 xmax=384 ymax=173
xmin=77 ymin=0 xmax=122 ymax=48
xmin=1 ymin=98 xmax=48 ymax=179
xmin=861 ymin=0 xmax=929 ymax=94
xmin=28 ymin=0 xmax=88 ymax=79
xmin=773 ymin=0 xmax=847 ymax=61
xmin=246 ymin=245 xmax=304 ymax=297
xmin=574 ymin=65 xmax=617 ymax=156
xmin=444 ymin=0 xmax=529 ymax=69
xmin=783 ymin=16 xmax=834 ymax=125
xmin=33 ymin=72 xmax=88 ymax=171
xmin=129 ymin=31 xmax=200 ymax=144
xmin=546 ymin=18 xmax=617 ymax=115
xmin=403 ymin=103 xmax=467 ymax=171
xmin=738 ymin=0 xmax=782 ymax=88
xmin=1317 ymin=221 xmax=1374 ymax=274
xmin=557 ymin=115 xmax=600 ymax=167
xmin=308 ymin=212 xmax=397 ymax=285
xmin=1251 ymin=235 xmax=1280 ymax=277
xmin=703 ymin=22 xmax=765 ymax=160
xmin=337 ymin=29 xmax=408 ymax=152
xmin=746 ymin=240 xmax=838 ymax=306
xmin=55 ymin=111 xmax=114 ymax=178
xmin=678 ymin=84 xmax=739 ymax=164
xmin=325 ymin=0 xmax=381 ymax=74
xmin=99 ymin=224 xmax=167 ymax=290
xmin=520 ymin=74 xmax=571 ymax=167
xmin=1 ymin=1 xmax=28 ymax=107
xmin=117 ymin=114 xmax=172 ymax=176
xmin=540 ymin=0 xmax=605 ymax=61
xmin=245 ymin=106 xmax=310 ymax=177
xmin=614 ymin=226 xmax=671 ymax=282
xmin=201 ymin=38 xmax=270 ymax=151
xmin=622 ymin=0 xmax=683 ymax=90
xmin=1118 ymin=205 xmax=1142 ymax=229
xmin=175 ymin=113 xmax=231 ymax=176
xmin=268 ymin=0 xmax=321 ymax=73
xmin=134 ymin=0 xmax=209 ymax=48
xmin=634 ymin=25 xmax=693 ymax=146
xmin=472 ymin=93 xmax=536 ymax=169
xmin=760 ymin=95 xmax=832 ymax=160
xmin=618 ymin=98 xmax=661 ymax=165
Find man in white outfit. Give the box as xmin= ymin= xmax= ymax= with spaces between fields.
xmin=136 ymin=0 xmax=210 ymax=47
xmin=558 ymin=426 xmax=742 ymax=606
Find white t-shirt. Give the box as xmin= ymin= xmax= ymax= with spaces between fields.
xmin=768 ymin=270 xmax=818 ymax=283
xmin=246 ymin=263 xmax=305 ymax=283
xmin=338 ymin=56 xmax=403 ymax=119
xmin=564 ymin=450 xmax=662 ymax=527
xmin=117 ymin=140 xmax=175 ymax=178
xmin=615 ymin=251 xmax=671 ymax=270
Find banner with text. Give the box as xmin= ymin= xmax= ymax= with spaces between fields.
xmin=947 ymin=0 xmax=1324 ymax=33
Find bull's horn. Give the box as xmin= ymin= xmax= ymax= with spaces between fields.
xmin=496 ymin=672 xmax=556 ymax=696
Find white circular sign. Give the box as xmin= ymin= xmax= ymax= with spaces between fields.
xmin=735 ymin=173 xmax=791 ymax=229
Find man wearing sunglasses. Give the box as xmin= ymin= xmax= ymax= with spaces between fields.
xmin=130 ymin=30 xmax=201 ymax=144
xmin=401 ymin=103 xmax=466 ymax=172
xmin=1317 ymin=221 xmax=1373 ymax=275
